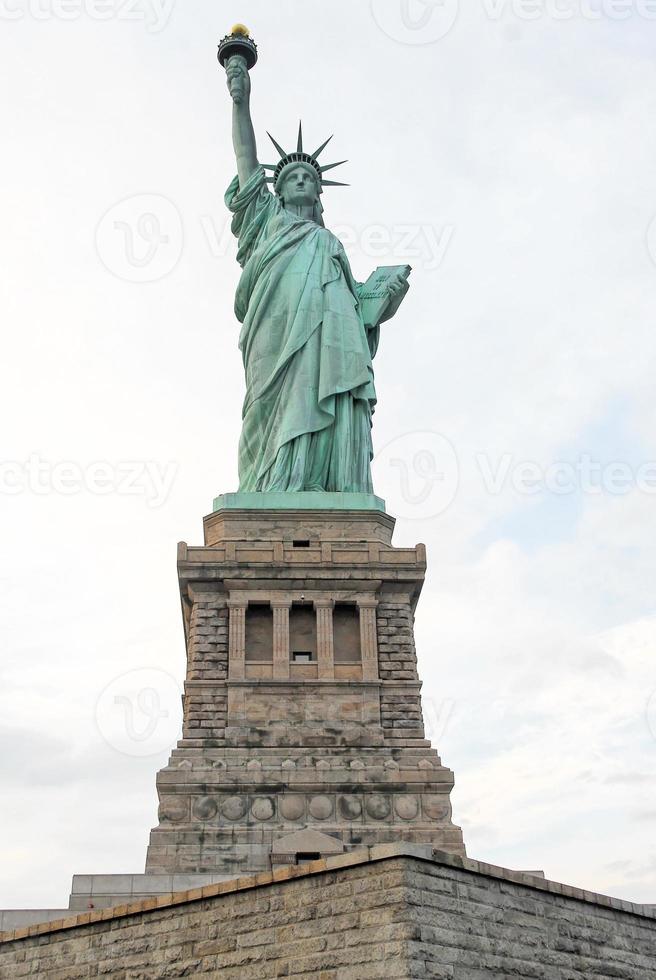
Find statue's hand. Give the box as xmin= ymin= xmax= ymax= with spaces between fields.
xmin=226 ymin=55 xmax=251 ymax=105
xmin=385 ymin=272 xmax=408 ymax=299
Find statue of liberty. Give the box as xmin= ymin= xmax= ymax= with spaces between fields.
xmin=222 ymin=28 xmax=409 ymax=494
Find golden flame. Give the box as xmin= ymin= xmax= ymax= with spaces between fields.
xmin=230 ymin=24 xmax=250 ymax=37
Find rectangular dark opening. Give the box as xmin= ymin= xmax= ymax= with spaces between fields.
xmin=245 ymin=604 xmax=273 ymax=662
xmin=334 ymin=602 xmax=362 ymax=663
xmin=293 ymin=539 xmax=311 ymax=548
xmin=295 ymin=852 xmax=321 ymax=864
xmin=290 ymin=604 xmax=317 ymax=661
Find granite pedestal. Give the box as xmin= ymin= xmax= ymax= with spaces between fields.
xmin=144 ymin=503 xmax=465 ymax=876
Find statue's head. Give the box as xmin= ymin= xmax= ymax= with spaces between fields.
xmin=266 ymin=125 xmax=347 ymax=226
xmin=276 ymin=162 xmax=324 ymax=223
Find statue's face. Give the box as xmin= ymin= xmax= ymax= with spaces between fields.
xmin=280 ymin=166 xmax=320 ymax=208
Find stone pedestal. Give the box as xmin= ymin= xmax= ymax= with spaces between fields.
xmin=145 ymin=506 xmax=465 ymax=876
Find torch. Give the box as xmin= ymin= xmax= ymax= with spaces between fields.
xmin=217 ymin=24 xmax=258 ymax=72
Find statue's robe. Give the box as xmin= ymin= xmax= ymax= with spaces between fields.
xmin=226 ymin=167 xmax=378 ymax=493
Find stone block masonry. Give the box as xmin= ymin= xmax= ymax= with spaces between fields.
xmin=145 ymin=508 xmax=465 ymax=877
xmin=1 ymin=845 xmax=654 ymax=978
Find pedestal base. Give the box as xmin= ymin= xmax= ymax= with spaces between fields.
xmin=146 ymin=503 xmax=465 ymax=875
xmin=213 ymin=490 xmax=387 ymax=512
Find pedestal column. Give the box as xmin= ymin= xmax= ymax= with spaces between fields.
xmin=227 ymin=600 xmax=247 ymax=680
xmin=357 ymin=599 xmax=379 ymax=681
xmin=272 ymin=600 xmax=291 ymax=679
xmin=314 ymin=600 xmax=335 ymax=680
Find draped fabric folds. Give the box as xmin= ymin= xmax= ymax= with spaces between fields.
xmin=225 ymin=168 xmax=378 ymax=493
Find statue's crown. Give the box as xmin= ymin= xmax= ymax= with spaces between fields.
xmin=264 ymin=123 xmax=348 ymax=190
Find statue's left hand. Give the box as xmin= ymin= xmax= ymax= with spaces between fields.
xmin=385 ymin=272 xmax=408 ymax=298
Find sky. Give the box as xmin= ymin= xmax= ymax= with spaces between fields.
xmin=1 ymin=0 xmax=655 ymax=909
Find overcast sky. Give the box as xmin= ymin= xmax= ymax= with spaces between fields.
xmin=1 ymin=0 xmax=655 ymax=910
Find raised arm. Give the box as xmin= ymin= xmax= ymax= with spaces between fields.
xmin=226 ymin=55 xmax=259 ymax=188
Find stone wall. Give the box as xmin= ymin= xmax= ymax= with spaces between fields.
xmin=183 ymin=593 xmax=229 ymax=741
xmin=2 ymin=845 xmax=654 ymax=979
xmin=145 ymin=510 xmax=465 ymax=875
xmin=377 ymin=597 xmax=427 ymax=742
xmin=405 ymin=856 xmax=656 ymax=978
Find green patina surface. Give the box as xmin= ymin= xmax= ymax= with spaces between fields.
xmin=213 ymin=491 xmax=387 ymax=513
xmin=218 ymin=42 xmax=410 ymax=505
xmin=226 ymin=168 xmax=379 ymax=495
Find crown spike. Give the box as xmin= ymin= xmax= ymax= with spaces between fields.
xmin=267 ymin=128 xmax=348 ymax=191
xmin=312 ymin=135 xmax=334 ymax=159
xmin=320 ymin=160 xmax=348 ymax=174
xmin=267 ymin=132 xmax=288 ymax=159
